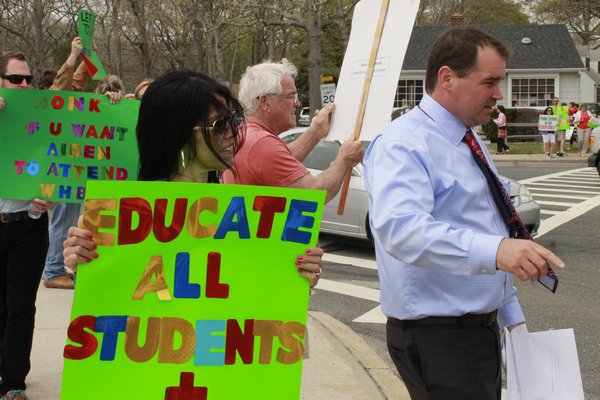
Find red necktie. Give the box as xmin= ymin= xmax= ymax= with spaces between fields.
xmin=464 ymin=130 xmax=558 ymax=293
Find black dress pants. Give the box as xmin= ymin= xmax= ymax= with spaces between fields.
xmin=387 ymin=320 xmax=502 ymax=400
xmin=0 ymin=215 xmax=48 ymax=393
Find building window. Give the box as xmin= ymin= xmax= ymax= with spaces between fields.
xmin=596 ymin=84 xmax=600 ymax=103
xmin=511 ymin=78 xmax=555 ymax=107
xmin=395 ymin=80 xmax=423 ymax=108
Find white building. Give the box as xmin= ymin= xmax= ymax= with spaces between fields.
xmin=397 ymin=24 xmax=592 ymax=108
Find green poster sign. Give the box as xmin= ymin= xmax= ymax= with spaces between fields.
xmin=0 ymin=88 xmax=139 ymax=203
xmin=78 ymin=10 xmax=107 ymax=80
xmin=552 ymin=105 xmax=569 ymax=130
xmin=61 ymin=181 xmax=325 ymax=399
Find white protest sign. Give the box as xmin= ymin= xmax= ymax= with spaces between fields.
xmin=320 ymin=83 xmax=336 ymax=105
xmin=326 ymin=0 xmax=420 ymax=142
xmin=539 ymin=115 xmax=559 ymax=131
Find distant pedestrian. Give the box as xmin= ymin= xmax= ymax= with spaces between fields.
xmin=551 ymin=97 xmax=568 ymax=157
xmin=567 ymin=102 xmax=579 ymax=151
xmin=493 ymin=105 xmax=509 ymax=154
xmin=540 ymin=106 xmax=556 ymax=159
xmin=573 ymin=103 xmax=593 ymax=157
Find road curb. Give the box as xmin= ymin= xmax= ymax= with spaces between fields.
xmin=309 ymin=311 xmax=411 ymax=400
xmin=490 ymin=154 xmax=589 ymax=163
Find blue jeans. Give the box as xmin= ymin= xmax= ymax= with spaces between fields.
xmin=43 ymin=203 xmax=81 ymax=280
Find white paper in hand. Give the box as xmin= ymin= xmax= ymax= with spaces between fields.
xmin=505 ymin=325 xmax=584 ymax=400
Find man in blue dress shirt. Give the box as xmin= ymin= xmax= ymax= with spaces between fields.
xmin=364 ymin=27 xmax=565 ymax=399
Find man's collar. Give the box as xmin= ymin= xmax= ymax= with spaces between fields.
xmin=419 ymin=94 xmax=470 ymax=146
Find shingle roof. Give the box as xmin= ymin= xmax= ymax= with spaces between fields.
xmin=402 ymin=24 xmax=584 ymax=71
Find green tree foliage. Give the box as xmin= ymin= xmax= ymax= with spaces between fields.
xmin=523 ymin=0 xmax=600 ymax=48
xmin=3 ymin=0 xmax=552 ymax=108
xmin=416 ymin=0 xmax=530 ymax=26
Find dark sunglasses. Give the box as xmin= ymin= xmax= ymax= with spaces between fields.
xmin=1 ymin=74 xmax=33 ymax=85
xmin=205 ymin=112 xmax=244 ymax=141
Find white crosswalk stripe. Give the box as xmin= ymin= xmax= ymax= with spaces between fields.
xmin=527 ymin=187 xmax=599 ymax=195
xmin=526 ymin=167 xmax=600 ymax=236
xmin=322 ymin=253 xmax=377 ymax=270
xmin=540 ymin=210 xmax=561 ymax=215
xmin=316 ymin=279 xmax=379 ymax=302
xmin=535 ymin=200 xmax=581 ymax=207
xmin=318 ymin=167 xmax=600 ymax=325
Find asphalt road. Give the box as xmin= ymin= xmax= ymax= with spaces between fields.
xmin=518 ymin=205 xmax=600 ymax=400
xmin=309 ymin=162 xmax=600 ymax=399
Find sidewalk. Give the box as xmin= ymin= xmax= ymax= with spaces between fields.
xmin=27 ymin=285 xmax=409 ymax=400
xmin=490 ymin=152 xmax=590 ymax=163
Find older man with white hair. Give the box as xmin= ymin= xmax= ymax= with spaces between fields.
xmin=223 ymin=59 xmax=363 ymax=203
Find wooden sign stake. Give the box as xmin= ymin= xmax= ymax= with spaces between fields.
xmin=337 ymin=0 xmax=390 ymax=215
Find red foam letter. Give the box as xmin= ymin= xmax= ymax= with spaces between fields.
xmin=63 ymin=315 xmax=98 ymax=360
xmin=225 ymin=319 xmax=255 ymax=365
xmin=205 ymin=252 xmax=229 ymax=299
xmin=252 ymin=196 xmax=287 ymax=239
xmin=153 ymin=198 xmax=187 ymax=243
xmin=118 ymin=197 xmax=153 ymax=245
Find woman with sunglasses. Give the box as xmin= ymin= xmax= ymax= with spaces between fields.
xmin=63 ymin=69 xmax=323 ymax=287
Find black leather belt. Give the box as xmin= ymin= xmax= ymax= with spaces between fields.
xmin=0 ymin=211 xmax=33 ymax=223
xmin=388 ymin=310 xmax=497 ymax=328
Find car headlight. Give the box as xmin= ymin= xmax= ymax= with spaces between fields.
xmin=519 ymin=184 xmax=533 ymax=203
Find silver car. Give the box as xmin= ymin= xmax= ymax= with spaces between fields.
xmin=586 ymin=127 xmax=600 ymax=177
xmin=298 ymin=107 xmax=311 ymax=127
xmin=281 ymin=128 xmax=541 ymax=241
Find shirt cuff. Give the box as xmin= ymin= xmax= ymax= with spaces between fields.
xmin=469 ymin=233 xmax=503 ymax=275
xmin=498 ymin=297 xmax=526 ymax=329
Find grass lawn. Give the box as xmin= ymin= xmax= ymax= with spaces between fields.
xmin=485 ymin=141 xmax=544 ymax=154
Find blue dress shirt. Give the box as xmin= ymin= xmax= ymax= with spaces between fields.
xmin=363 ymin=93 xmax=525 ymax=329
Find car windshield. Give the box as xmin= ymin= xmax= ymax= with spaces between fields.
xmin=302 ymin=140 xmax=371 ymax=171
xmin=304 ymin=141 xmax=340 ymax=170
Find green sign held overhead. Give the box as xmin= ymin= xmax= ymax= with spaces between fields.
xmin=61 ymin=180 xmax=325 ymax=399
xmin=0 ymin=88 xmax=139 ymax=203
xmin=78 ymin=9 xmax=107 ymax=80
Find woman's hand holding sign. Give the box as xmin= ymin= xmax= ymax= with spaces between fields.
xmin=64 ymin=222 xmax=324 ymax=289
xmin=295 ymin=247 xmax=323 ymax=288
xmin=63 ymin=225 xmax=97 ymax=272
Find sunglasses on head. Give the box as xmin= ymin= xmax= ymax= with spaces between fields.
xmin=1 ymin=74 xmax=33 ymax=85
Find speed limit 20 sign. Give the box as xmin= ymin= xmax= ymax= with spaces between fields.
xmin=320 ymin=83 xmax=336 ymax=106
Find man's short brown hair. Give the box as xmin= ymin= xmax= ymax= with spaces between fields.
xmin=425 ymin=28 xmax=510 ymax=93
xmin=0 ymin=51 xmax=27 ymax=76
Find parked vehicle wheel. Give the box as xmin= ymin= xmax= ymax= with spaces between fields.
xmin=365 ymin=214 xmax=373 ymax=244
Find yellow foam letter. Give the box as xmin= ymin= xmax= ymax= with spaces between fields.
xmin=158 ymin=317 xmax=195 ymax=364
xmin=124 ymin=316 xmax=160 ymax=362
xmin=132 ymin=255 xmax=172 ymax=301
xmin=81 ymin=198 xmax=117 ymax=246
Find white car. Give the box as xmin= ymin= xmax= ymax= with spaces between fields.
xmin=298 ymin=107 xmax=310 ymax=127
xmin=586 ymin=126 xmax=600 ymax=176
xmin=281 ymin=128 xmax=541 ymax=241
